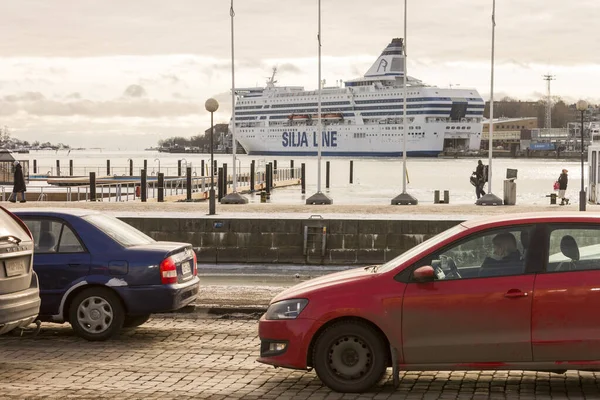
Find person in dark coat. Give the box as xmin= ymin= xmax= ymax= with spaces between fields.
xmin=558 ymin=169 xmax=568 ymax=205
xmin=9 ymin=161 xmax=26 ymax=203
xmin=475 ymin=160 xmax=486 ymax=199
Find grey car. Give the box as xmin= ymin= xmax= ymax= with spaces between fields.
xmin=0 ymin=206 xmax=40 ymax=334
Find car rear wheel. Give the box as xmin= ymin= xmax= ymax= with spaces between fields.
xmin=312 ymin=320 xmax=388 ymax=393
xmin=122 ymin=314 xmax=151 ymax=329
xmin=69 ymin=287 xmax=124 ymax=341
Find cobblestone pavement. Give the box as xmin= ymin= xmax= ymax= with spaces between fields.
xmin=1 ymin=317 xmax=600 ymax=400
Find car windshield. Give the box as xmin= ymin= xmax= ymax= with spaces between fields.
xmin=376 ymin=224 xmax=466 ymax=273
xmin=83 ymin=214 xmax=155 ymax=247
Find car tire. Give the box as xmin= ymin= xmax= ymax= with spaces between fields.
xmin=69 ymin=287 xmax=124 ymax=341
xmin=312 ymin=320 xmax=388 ymax=393
xmin=122 ymin=314 xmax=151 ymax=329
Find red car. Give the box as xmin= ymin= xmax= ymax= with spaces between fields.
xmin=258 ymin=212 xmax=600 ymax=392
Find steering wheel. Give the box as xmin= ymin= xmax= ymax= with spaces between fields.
xmin=441 ymin=255 xmax=462 ymax=279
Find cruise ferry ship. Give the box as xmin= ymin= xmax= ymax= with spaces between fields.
xmin=230 ymin=38 xmax=485 ymax=157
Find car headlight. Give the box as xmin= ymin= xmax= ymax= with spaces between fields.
xmin=264 ymin=299 xmax=309 ymax=320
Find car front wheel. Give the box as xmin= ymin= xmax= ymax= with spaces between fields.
xmin=312 ymin=320 xmax=388 ymax=393
xmin=69 ymin=287 xmax=124 ymax=341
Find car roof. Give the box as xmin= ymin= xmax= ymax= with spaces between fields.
xmin=12 ymin=208 xmax=103 ymax=218
xmin=461 ymin=212 xmax=600 ymax=229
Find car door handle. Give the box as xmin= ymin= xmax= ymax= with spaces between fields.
xmin=504 ymin=289 xmax=528 ymax=298
xmin=68 ymin=263 xmax=81 ymax=267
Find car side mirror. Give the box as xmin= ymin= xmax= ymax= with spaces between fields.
xmin=413 ymin=265 xmax=435 ymax=283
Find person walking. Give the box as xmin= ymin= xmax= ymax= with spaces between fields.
xmin=8 ymin=161 xmax=26 ymax=203
xmin=475 ymin=160 xmax=486 ymax=199
xmin=558 ymin=168 xmax=569 ymax=205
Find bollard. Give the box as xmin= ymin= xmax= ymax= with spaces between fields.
xmin=266 ymin=163 xmax=272 ymax=194
xmin=33 ymin=160 xmax=37 ymax=174
xmin=250 ymin=160 xmax=255 ymax=193
xmin=326 ymin=161 xmax=330 ymax=189
xmin=89 ymin=172 xmax=96 ymax=201
xmin=301 ymin=163 xmax=306 ymax=194
xmin=444 ymin=190 xmax=450 ymax=204
xmin=69 ymin=160 xmax=73 ymax=176
xmin=260 ymin=191 xmax=267 ymax=203
xmin=129 ymin=159 xmax=133 ymax=177
xmin=157 ymin=173 xmax=164 ymax=202
xmin=140 ymin=169 xmax=147 ymax=202
xmin=222 ymin=163 xmax=228 ymax=197
xmin=56 ymin=160 xmax=60 ymax=177
xmin=350 ymin=160 xmax=353 ymax=184
xmin=186 ymin=167 xmax=192 ymax=201
xmin=434 ymin=190 xmax=440 ymax=204
xmin=106 ymin=160 xmax=111 ymax=176
xmin=274 ymin=160 xmax=277 ymax=171
xmin=201 ymin=160 xmax=205 ymax=177
xmin=290 ymin=160 xmax=294 ymax=178
xmin=177 ymin=160 xmax=182 ymax=177
xmin=217 ymin=167 xmax=224 ymax=202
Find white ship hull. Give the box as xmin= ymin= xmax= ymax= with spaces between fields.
xmin=230 ymin=38 xmax=484 ymax=157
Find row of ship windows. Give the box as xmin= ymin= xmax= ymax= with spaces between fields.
xmin=236 ymin=104 xmax=485 ymax=115
xmin=237 ymin=95 xmax=483 ymax=106
xmin=238 ymin=99 xmax=483 ymax=109
xmin=354 ymin=132 xmax=426 ymax=138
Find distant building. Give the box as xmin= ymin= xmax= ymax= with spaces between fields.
xmin=481 ymin=117 xmax=538 ymax=152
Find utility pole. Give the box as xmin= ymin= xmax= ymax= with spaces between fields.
xmin=543 ymin=74 xmax=555 ymax=129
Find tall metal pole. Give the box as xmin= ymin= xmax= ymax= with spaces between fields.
xmin=581 ymin=109 xmax=585 ymax=211
xmin=305 ymin=0 xmax=331 ymax=204
xmin=209 ymin=111 xmax=216 ymax=214
xmin=317 ymin=0 xmax=322 ymax=193
xmin=231 ymin=0 xmax=237 ymax=192
xmin=402 ymin=0 xmax=408 ymax=193
xmin=488 ymin=0 xmax=495 ymax=193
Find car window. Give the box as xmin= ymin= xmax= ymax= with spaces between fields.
xmin=377 ymin=224 xmax=466 ymax=273
xmin=412 ymin=226 xmax=533 ymax=281
xmin=82 ymin=214 xmax=155 ymax=247
xmin=57 ymin=225 xmax=85 ymax=253
xmin=547 ymin=226 xmax=600 ymax=272
xmin=24 ymin=219 xmax=62 ymax=253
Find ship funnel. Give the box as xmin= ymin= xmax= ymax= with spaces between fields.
xmin=364 ymin=38 xmax=405 ymax=78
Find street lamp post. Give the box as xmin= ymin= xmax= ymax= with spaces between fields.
xmin=222 ymin=0 xmax=248 ymax=204
xmin=392 ymin=0 xmax=417 ymax=205
xmin=577 ymin=99 xmax=588 ymax=211
xmin=205 ymin=98 xmax=219 ymax=215
xmin=306 ymin=0 xmax=332 ymax=205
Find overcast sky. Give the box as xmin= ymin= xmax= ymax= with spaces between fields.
xmin=1 ymin=0 xmax=598 ymax=149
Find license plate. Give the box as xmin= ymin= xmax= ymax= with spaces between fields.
xmin=181 ymin=261 xmax=191 ymax=275
xmin=5 ymin=257 xmax=27 ymax=277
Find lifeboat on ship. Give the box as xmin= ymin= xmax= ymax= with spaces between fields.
xmin=288 ymin=114 xmax=310 ymax=121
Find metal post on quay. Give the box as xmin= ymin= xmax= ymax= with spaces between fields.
xmin=221 ymin=0 xmax=248 ymax=205
xmin=577 ymin=99 xmax=589 ymax=211
xmin=205 ymin=98 xmax=218 ymax=215
xmin=391 ymin=0 xmax=417 ymax=206
xmin=476 ymin=0 xmax=503 ymax=206
xmin=306 ymin=0 xmax=332 ymax=205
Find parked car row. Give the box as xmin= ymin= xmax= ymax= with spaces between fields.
xmin=0 ymin=207 xmax=200 ymax=341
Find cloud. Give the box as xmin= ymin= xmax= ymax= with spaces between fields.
xmin=123 ymin=84 xmax=147 ymax=98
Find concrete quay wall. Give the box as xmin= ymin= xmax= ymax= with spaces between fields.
xmin=119 ymin=216 xmax=463 ymax=265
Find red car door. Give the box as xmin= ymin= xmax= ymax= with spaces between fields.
xmin=532 ymin=224 xmax=600 ymax=361
xmin=401 ymin=225 xmax=537 ymax=364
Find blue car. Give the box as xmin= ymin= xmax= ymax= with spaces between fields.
xmin=13 ymin=208 xmax=200 ymax=341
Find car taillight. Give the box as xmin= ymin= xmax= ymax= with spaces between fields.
xmin=160 ymin=257 xmax=177 ymax=284
xmin=193 ymin=251 xmax=197 ymax=276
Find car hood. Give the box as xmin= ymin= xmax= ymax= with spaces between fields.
xmin=269 ymin=266 xmax=376 ymax=304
